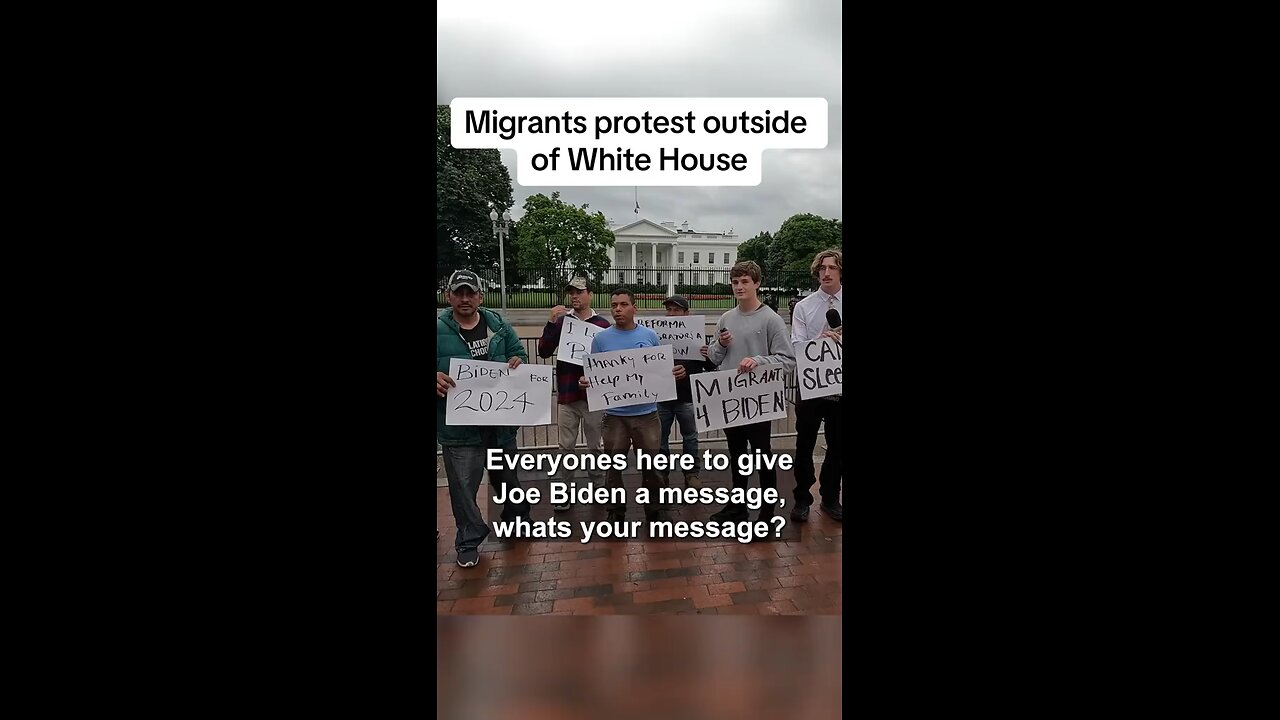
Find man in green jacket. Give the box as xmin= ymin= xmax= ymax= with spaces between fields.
xmin=436 ymin=270 xmax=531 ymax=568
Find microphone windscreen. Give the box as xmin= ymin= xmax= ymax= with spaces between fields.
xmin=826 ymin=308 xmax=841 ymax=329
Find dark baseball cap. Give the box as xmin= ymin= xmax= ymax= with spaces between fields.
xmin=448 ymin=270 xmax=481 ymax=292
xmin=663 ymin=295 xmax=690 ymax=310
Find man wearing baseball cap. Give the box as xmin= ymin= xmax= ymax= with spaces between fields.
xmin=436 ymin=269 xmax=531 ymax=568
xmin=658 ymin=295 xmax=715 ymax=489
xmin=536 ymin=276 xmax=611 ymax=511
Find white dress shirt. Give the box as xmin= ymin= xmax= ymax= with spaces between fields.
xmin=791 ymin=287 xmax=843 ymax=344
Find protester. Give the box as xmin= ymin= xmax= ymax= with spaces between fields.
xmin=789 ymin=249 xmax=844 ymax=522
xmin=656 ymin=295 xmax=715 ymax=489
xmin=579 ymin=289 xmax=682 ymax=524
xmin=537 ymin=277 xmax=611 ymax=511
xmin=436 ymin=270 xmax=531 ymax=567
xmin=705 ymin=261 xmax=795 ymax=522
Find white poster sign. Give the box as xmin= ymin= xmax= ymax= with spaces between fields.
xmin=583 ymin=346 xmax=677 ymax=412
xmin=445 ymin=358 xmax=554 ymax=426
xmin=796 ymin=338 xmax=843 ymax=400
xmin=690 ymin=366 xmax=788 ymax=432
xmin=636 ymin=315 xmax=707 ymax=360
xmin=555 ymin=315 xmax=605 ymax=366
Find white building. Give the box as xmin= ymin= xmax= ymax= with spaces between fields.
xmin=607 ymin=219 xmax=741 ymax=290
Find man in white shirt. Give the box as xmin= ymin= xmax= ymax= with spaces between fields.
xmin=789 ymin=249 xmax=843 ymax=523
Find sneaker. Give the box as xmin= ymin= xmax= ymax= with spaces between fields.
xmin=553 ymin=501 xmax=572 ymax=512
xmin=819 ymin=502 xmax=843 ymax=522
xmin=791 ymin=505 xmax=810 ymax=522
xmin=457 ymin=548 xmax=481 ymax=567
xmin=606 ymin=510 xmax=627 ymax=524
xmin=684 ymin=474 xmax=702 ymax=489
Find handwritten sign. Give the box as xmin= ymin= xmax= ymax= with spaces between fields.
xmin=796 ymin=338 xmax=842 ymax=400
xmin=691 ymin=366 xmax=788 ymax=431
xmin=583 ymin=346 xmax=677 ymax=412
xmin=635 ymin=315 xmax=707 ymax=360
xmin=446 ymin=358 xmax=554 ymax=426
xmin=556 ymin=315 xmax=605 ymax=366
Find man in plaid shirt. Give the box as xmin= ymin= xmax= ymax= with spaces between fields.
xmin=538 ymin=277 xmax=612 ymax=511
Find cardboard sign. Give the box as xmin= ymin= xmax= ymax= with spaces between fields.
xmin=555 ymin=315 xmax=605 ymax=366
xmin=583 ymin=346 xmax=677 ymax=412
xmin=690 ymin=366 xmax=788 ymax=431
xmin=445 ymin=358 xmax=554 ymax=426
xmin=796 ymin=338 xmax=843 ymax=400
xmin=635 ymin=315 xmax=707 ymax=360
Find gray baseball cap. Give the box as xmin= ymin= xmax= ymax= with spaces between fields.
xmin=448 ymin=270 xmax=481 ymax=292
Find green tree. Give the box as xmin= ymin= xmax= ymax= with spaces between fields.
xmin=513 ymin=192 xmax=615 ymax=289
xmin=774 ymin=213 xmax=842 ymax=273
xmin=436 ymin=105 xmax=514 ymax=285
xmin=736 ymin=231 xmax=773 ymax=264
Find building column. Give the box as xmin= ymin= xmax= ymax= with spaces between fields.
xmin=667 ymin=242 xmax=676 ymax=297
xmin=631 ymin=242 xmax=637 ymax=282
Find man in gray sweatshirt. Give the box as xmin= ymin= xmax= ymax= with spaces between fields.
xmin=706 ymin=261 xmax=796 ymax=523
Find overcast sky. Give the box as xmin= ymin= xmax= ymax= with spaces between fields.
xmin=437 ymin=0 xmax=842 ymax=240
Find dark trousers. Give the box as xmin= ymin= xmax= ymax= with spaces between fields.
xmin=724 ymin=422 xmax=777 ymax=512
xmin=442 ymin=428 xmax=529 ymax=553
xmin=794 ymin=397 xmax=842 ymax=508
xmin=601 ymin=411 xmax=666 ymax=513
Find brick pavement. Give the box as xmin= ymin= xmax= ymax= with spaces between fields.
xmin=436 ymin=466 xmax=842 ymax=615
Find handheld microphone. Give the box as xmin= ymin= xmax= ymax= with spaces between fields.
xmin=826 ymin=308 xmax=841 ymax=329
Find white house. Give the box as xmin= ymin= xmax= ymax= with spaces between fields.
xmin=606 ymin=219 xmax=741 ymax=292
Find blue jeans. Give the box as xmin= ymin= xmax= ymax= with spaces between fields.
xmin=441 ymin=430 xmax=529 ymax=553
xmin=658 ymin=400 xmax=699 ymax=478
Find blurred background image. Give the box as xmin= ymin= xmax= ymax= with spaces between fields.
xmin=438 ymin=617 xmax=842 ymax=719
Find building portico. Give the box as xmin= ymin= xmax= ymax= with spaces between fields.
xmin=608 ymin=218 xmax=742 ymax=295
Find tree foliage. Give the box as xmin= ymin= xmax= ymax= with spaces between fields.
xmin=769 ymin=214 xmax=842 ymax=274
xmin=742 ymin=212 xmax=839 ymax=278
xmin=513 ymin=192 xmax=615 ymax=288
xmin=436 ymin=105 xmax=514 ymax=285
xmin=736 ymin=231 xmax=773 ymax=265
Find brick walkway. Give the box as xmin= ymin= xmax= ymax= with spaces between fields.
xmin=436 ymin=466 xmax=842 ymax=615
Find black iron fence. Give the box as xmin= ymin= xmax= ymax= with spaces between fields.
xmin=436 ymin=267 xmax=817 ymax=311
